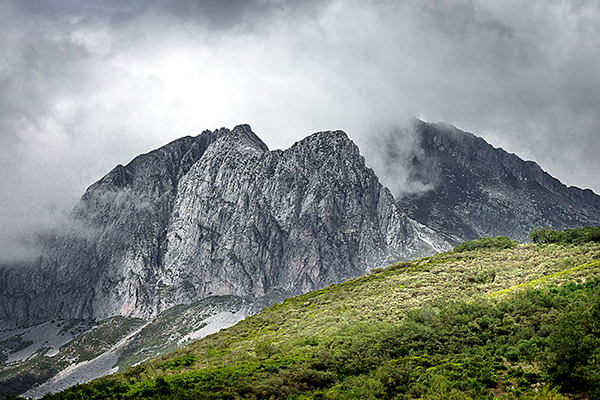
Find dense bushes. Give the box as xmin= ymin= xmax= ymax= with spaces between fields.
xmin=453 ymin=236 xmax=518 ymax=253
xmin=528 ymin=226 xmax=600 ymax=244
xmin=452 ymin=227 xmax=600 ymax=249
xmin=42 ymin=277 xmax=600 ymax=400
xmin=162 ymin=355 xmax=197 ymax=370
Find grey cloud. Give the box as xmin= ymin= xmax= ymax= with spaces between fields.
xmin=159 ymin=0 xmax=274 ymax=26
xmin=12 ymin=0 xmax=327 ymax=32
xmin=12 ymin=0 xmax=147 ymax=20
xmin=419 ymin=1 xmax=533 ymax=77
xmin=1 ymin=0 xmax=600 ymax=261
xmin=152 ymin=0 xmax=329 ymax=30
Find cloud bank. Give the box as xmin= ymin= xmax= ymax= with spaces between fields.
xmin=1 ymin=0 xmax=599 ymax=260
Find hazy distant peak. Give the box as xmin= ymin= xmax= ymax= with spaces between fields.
xmin=398 ymin=120 xmax=600 ymax=244
xmin=414 ymin=120 xmax=486 ymax=158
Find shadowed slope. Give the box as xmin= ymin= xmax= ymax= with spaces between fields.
xmin=397 ymin=120 xmax=600 ymax=244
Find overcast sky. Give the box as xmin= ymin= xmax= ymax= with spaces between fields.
xmin=1 ymin=0 xmax=600 ymax=260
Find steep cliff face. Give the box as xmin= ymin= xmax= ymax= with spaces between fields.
xmin=397 ymin=120 xmax=600 ymax=244
xmin=0 ymin=125 xmax=447 ymax=328
xmin=0 ymin=129 xmax=226 ymax=327
xmin=147 ymin=125 xmax=445 ymax=319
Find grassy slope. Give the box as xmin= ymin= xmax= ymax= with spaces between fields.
xmin=37 ymin=242 xmax=600 ymax=399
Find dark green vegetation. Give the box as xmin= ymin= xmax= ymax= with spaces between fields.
xmin=69 ymin=317 xmax=146 ymax=363
xmin=528 ymin=226 xmax=600 ymax=245
xmin=452 ymin=236 xmax=518 ymax=253
xmin=14 ymin=230 xmax=600 ymax=399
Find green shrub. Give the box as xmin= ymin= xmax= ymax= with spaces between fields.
xmin=528 ymin=226 xmax=600 ymax=244
xmin=162 ymin=354 xmax=196 ymax=370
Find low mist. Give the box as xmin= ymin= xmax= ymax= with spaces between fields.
xmin=355 ymin=121 xmax=440 ymax=201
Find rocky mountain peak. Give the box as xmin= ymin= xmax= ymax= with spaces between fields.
xmin=283 ymin=130 xmax=365 ymax=182
xmin=294 ymin=130 xmax=360 ymax=159
xmin=0 ymin=125 xmax=447 ymax=328
xmin=293 ymin=129 xmax=355 ymax=150
xmin=223 ymin=124 xmax=270 ymax=153
xmin=398 ymin=120 xmax=600 ymax=244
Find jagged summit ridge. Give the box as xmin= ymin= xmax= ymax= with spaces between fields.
xmin=150 ymin=126 xmax=444 ymax=318
xmin=397 ymin=120 xmax=600 ymax=243
xmin=0 ymin=125 xmax=447 ymax=328
xmin=216 ymin=124 xmax=270 ymax=154
xmin=3 ymin=121 xmax=598 ymax=329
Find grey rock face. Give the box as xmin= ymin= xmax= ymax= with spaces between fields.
xmin=149 ymin=126 xmax=446 ymax=319
xmin=0 ymin=129 xmax=225 ymax=327
xmin=396 ymin=120 xmax=600 ymax=244
xmin=0 ymin=125 xmax=447 ymax=328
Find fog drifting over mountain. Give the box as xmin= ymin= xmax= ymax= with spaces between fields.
xmin=1 ymin=0 xmax=600 ymax=260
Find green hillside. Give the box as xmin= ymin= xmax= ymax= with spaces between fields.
xmin=26 ymin=232 xmax=600 ymax=400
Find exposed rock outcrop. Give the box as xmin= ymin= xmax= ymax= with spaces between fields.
xmin=0 ymin=129 xmax=226 ymax=328
xmin=0 ymin=125 xmax=447 ymax=328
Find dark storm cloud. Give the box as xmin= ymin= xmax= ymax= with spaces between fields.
xmin=13 ymin=0 xmax=323 ymax=31
xmin=158 ymin=0 xmax=285 ymax=27
xmin=1 ymin=0 xmax=600 ymax=260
